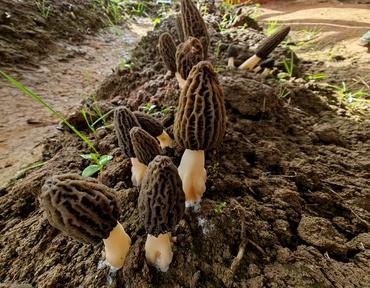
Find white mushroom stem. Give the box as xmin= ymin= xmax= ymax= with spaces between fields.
xmin=130 ymin=157 xmax=147 ymax=186
xmin=238 ymin=54 xmax=261 ymax=70
xmin=227 ymin=57 xmax=235 ymax=68
xmin=175 ymin=72 xmax=186 ymax=89
xmin=177 ymin=149 xmax=207 ymax=206
xmin=157 ymin=130 xmax=173 ymax=149
xmin=145 ymin=233 xmax=173 ymax=272
xmin=103 ymin=222 xmax=131 ymax=269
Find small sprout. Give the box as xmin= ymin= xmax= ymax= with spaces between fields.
xmin=40 ymin=174 xmax=131 ymax=269
xmin=175 ymin=37 xmax=204 ymax=89
xmin=180 ymin=0 xmax=210 ymax=58
xmin=239 ymin=26 xmax=291 ymax=70
xmin=158 ymin=32 xmax=177 ymax=74
xmin=81 ymin=153 xmax=113 ymax=177
xmin=133 ymin=111 xmax=173 ymax=149
xmin=139 ymin=156 xmax=185 ymax=272
xmin=214 ymin=202 xmax=227 ymax=214
xmin=174 ymin=61 xmax=226 ymax=206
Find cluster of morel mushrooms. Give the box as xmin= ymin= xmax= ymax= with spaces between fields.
xmin=39 ymin=0 xmax=290 ymax=273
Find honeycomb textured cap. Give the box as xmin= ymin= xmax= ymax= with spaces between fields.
xmin=138 ymin=155 xmax=185 ymax=236
xmin=180 ymin=0 xmax=210 ymax=58
xmin=176 ymin=37 xmax=204 ymax=81
xmin=176 ymin=13 xmax=185 ymax=42
xmin=256 ymin=26 xmax=291 ymax=59
xmin=174 ymin=61 xmax=226 ymax=150
xmin=226 ymin=45 xmax=239 ymax=58
xmin=40 ymin=173 xmax=119 ymax=244
xmin=130 ymin=127 xmax=162 ymax=165
xmin=114 ymin=106 xmax=140 ymax=158
xmin=133 ymin=111 xmax=163 ymax=138
xmin=158 ymin=32 xmax=177 ymax=73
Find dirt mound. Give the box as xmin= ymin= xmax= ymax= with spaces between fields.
xmin=1 ymin=7 xmax=370 ymax=288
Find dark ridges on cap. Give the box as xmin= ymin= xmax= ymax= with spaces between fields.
xmin=133 ymin=111 xmax=163 ymax=138
xmin=158 ymin=33 xmax=177 ymax=74
xmin=255 ymin=26 xmax=290 ymax=59
xmin=130 ymin=127 xmax=162 ymax=165
xmin=176 ymin=37 xmax=204 ymax=80
xmin=176 ymin=14 xmax=185 ymax=42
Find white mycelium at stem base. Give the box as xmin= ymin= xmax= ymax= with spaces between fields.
xmin=103 ymin=222 xmax=131 ymax=269
xmin=157 ymin=130 xmax=173 ymax=149
xmin=177 ymin=149 xmax=207 ymax=206
xmin=130 ymin=157 xmax=148 ymax=186
xmin=145 ymin=233 xmax=173 ymax=272
xmin=239 ymin=54 xmax=261 ymax=70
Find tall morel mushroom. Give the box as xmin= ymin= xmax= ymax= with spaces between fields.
xmin=174 ymin=61 xmax=226 ymax=206
xmin=175 ymin=37 xmax=204 ymax=89
xmin=129 ymin=127 xmax=162 ymax=184
xmin=175 ymin=13 xmax=185 ymax=42
xmin=239 ymin=26 xmax=291 ymax=70
xmin=180 ymin=0 xmax=210 ymax=58
xmin=114 ymin=106 xmax=143 ymax=186
xmin=40 ymin=174 xmax=131 ymax=269
xmin=158 ymin=32 xmax=177 ymax=75
xmin=138 ymin=155 xmax=185 ymax=272
xmin=133 ymin=111 xmax=173 ymax=149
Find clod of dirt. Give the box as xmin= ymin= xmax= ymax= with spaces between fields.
xmin=313 ymin=123 xmax=345 ymax=146
xmin=298 ymin=216 xmax=348 ymax=256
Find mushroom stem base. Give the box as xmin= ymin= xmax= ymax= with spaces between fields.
xmin=178 ymin=149 xmax=206 ymax=206
xmin=103 ymin=222 xmax=131 ymax=269
xmin=157 ymin=130 xmax=173 ymax=149
xmin=238 ymin=54 xmax=261 ymax=70
xmin=227 ymin=57 xmax=235 ymax=68
xmin=130 ymin=157 xmax=147 ymax=186
xmin=175 ymin=72 xmax=186 ymax=89
xmin=145 ymin=233 xmax=173 ymax=272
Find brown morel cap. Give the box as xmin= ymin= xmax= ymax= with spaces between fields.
xmin=158 ymin=32 xmax=177 ymax=74
xmin=133 ymin=111 xmax=163 ymax=138
xmin=40 ymin=173 xmax=119 ymax=244
xmin=176 ymin=14 xmax=185 ymax=42
xmin=226 ymin=45 xmax=239 ymax=58
xmin=255 ymin=26 xmax=291 ymax=59
xmin=176 ymin=37 xmax=204 ymax=81
xmin=174 ymin=61 xmax=226 ymax=150
xmin=114 ymin=106 xmax=140 ymax=158
xmin=130 ymin=127 xmax=162 ymax=165
xmin=138 ymin=156 xmax=185 ymax=236
xmin=180 ymin=0 xmax=210 ymax=58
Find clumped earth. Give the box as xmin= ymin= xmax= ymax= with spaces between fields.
xmin=1 ymin=6 xmax=370 ymax=288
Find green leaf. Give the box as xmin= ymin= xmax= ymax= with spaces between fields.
xmin=82 ymin=165 xmax=101 ymax=177
xmin=98 ymin=155 xmax=113 ymax=166
xmin=80 ymin=153 xmax=95 ymax=160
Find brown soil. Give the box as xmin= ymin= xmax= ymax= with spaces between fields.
xmin=1 ymin=1 xmax=370 ymax=288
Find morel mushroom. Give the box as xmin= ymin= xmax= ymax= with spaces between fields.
xmin=129 ymin=127 xmax=162 ymax=185
xmin=226 ymin=45 xmax=239 ymax=68
xmin=40 ymin=174 xmax=131 ymax=269
xmin=176 ymin=14 xmax=185 ymax=42
xmin=114 ymin=106 xmax=144 ymax=186
xmin=175 ymin=37 xmax=204 ymax=89
xmin=158 ymin=32 xmax=177 ymax=75
xmin=138 ymin=156 xmax=185 ymax=272
xmin=133 ymin=111 xmax=173 ymax=149
xmin=239 ymin=26 xmax=291 ymax=70
xmin=174 ymin=61 xmax=226 ymax=206
xmin=180 ymin=0 xmax=210 ymax=58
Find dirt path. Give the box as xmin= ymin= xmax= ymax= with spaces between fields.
xmin=0 ymin=20 xmax=151 ymax=189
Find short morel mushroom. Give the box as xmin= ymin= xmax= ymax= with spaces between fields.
xmin=114 ymin=106 xmax=144 ymax=186
xmin=180 ymin=0 xmax=210 ymax=58
xmin=174 ymin=61 xmax=226 ymax=205
xmin=226 ymin=45 xmax=239 ymax=68
xmin=40 ymin=174 xmax=131 ymax=269
xmin=129 ymin=127 xmax=162 ymax=184
xmin=158 ymin=32 xmax=177 ymax=75
xmin=175 ymin=37 xmax=204 ymax=89
xmin=138 ymin=155 xmax=185 ymax=272
xmin=239 ymin=26 xmax=291 ymax=70
xmin=133 ymin=111 xmax=173 ymax=149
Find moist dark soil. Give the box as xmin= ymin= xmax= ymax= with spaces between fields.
xmin=1 ymin=5 xmax=370 ymax=288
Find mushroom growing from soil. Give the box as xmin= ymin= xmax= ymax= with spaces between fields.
xmin=129 ymin=127 xmax=162 ymax=184
xmin=174 ymin=61 xmax=226 ymax=206
xmin=113 ymin=106 xmax=143 ymax=186
xmin=158 ymin=32 xmax=177 ymax=75
xmin=138 ymin=155 xmax=185 ymax=272
xmin=226 ymin=45 xmax=239 ymax=68
xmin=133 ymin=111 xmax=173 ymax=149
xmin=40 ymin=173 xmax=131 ymax=269
xmin=180 ymin=0 xmax=210 ymax=58
xmin=239 ymin=26 xmax=291 ymax=70
xmin=176 ymin=14 xmax=185 ymax=42
xmin=175 ymin=37 xmax=204 ymax=89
